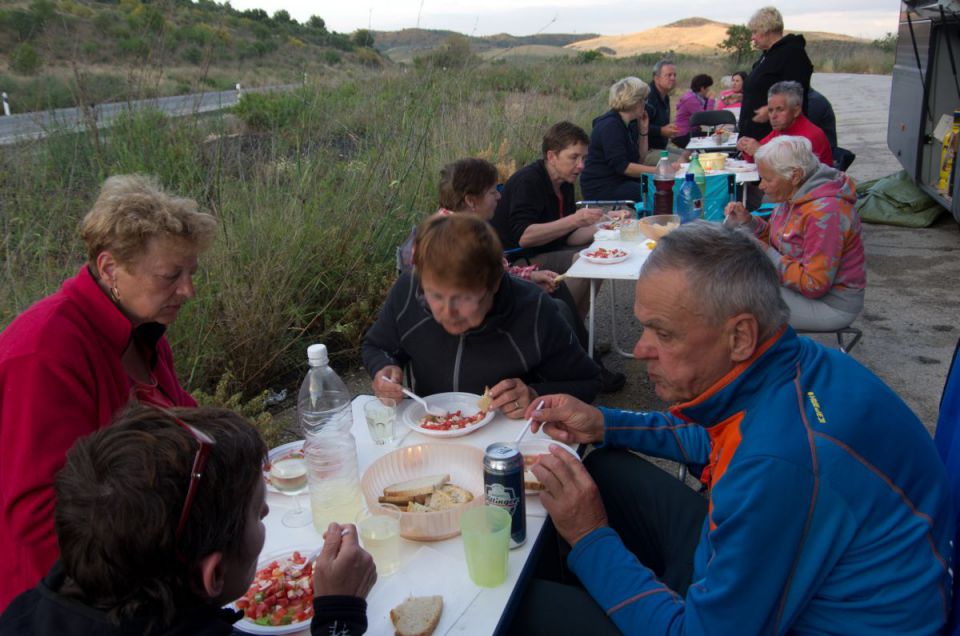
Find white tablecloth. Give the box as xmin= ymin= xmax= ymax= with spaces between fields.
xmin=259 ymin=396 xmax=555 ymax=634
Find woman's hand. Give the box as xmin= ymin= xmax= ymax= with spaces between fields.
xmin=528 ymin=270 xmax=558 ymax=294
xmin=373 ymin=366 xmax=404 ymax=401
xmin=752 ymin=105 xmax=769 ymax=124
xmin=736 ymin=136 xmax=760 ymax=157
xmin=638 ymin=108 xmax=649 ymax=132
xmin=313 ymin=523 xmax=377 ymax=598
xmin=572 ymin=207 xmax=604 ymax=228
xmin=724 ymin=201 xmax=752 ymax=226
xmin=490 ymin=378 xmax=537 ymax=420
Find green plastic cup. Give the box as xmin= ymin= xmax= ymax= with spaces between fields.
xmin=460 ymin=505 xmax=511 ymax=587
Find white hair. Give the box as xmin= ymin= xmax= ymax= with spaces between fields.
xmin=748 ymin=6 xmax=784 ymax=34
xmin=609 ymin=76 xmax=650 ymax=111
xmin=755 ymin=136 xmax=821 ymax=181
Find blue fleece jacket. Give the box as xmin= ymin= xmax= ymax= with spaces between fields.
xmin=569 ymin=327 xmax=954 ymax=634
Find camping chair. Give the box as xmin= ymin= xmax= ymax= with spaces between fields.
xmin=796 ymin=327 xmax=862 ymax=354
xmin=641 ymin=173 xmax=735 ymax=222
xmin=689 ymin=109 xmax=738 ymax=136
xmin=934 ymin=337 xmax=960 ymax=635
xmin=833 ymin=147 xmax=856 ymax=172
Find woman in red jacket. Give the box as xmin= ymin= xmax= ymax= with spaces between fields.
xmin=0 ymin=174 xmax=216 ymax=610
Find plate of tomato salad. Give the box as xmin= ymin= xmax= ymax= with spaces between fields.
xmin=232 ymin=547 xmax=316 ymax=634
xmin=401 ymin=392 xmax=495 ymax=438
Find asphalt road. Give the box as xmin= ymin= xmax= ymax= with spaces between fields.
xmin=594 ymin=72 xmax=960 ymax=434
xmin=0 ymin=84 xmax=295 ymax=145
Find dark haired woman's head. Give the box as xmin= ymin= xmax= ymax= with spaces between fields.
xmin=691 ymin=74 xmax=713 ymax=94
xmin=54 ymin=406 xmax=267 ymax=630
xmin=438 ymin=158 xmax=501 ymax=219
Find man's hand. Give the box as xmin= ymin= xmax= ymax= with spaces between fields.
xmin=736 ymin=136 xmax=760 ymax=157
xmin=571 ymin=207 xmax=604 ymax=228
xmin=526 ymin=394 xmax=604 ymax=444
xmin=313 ymin=523 xmax=377 ymax=598
xmin=528 ymin=270 xmax=558 ymax=294
xmin=752 ymin=105 xmax=769 ymax=124
xmin=533 ymin=448 xmax=608 ymax=546
xmin=490 ymin=378 xmax=537 ymax=420
xmin=660 ymin=122 xmax=679 ymax=138
xmin=724 ymin=201 xmax=752 ymax=226
xmin=373 ymin=366 xmax=404 ymax=401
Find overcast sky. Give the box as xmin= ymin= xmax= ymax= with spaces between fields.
xmin=224 ymin=1 xmax=902 ymax=40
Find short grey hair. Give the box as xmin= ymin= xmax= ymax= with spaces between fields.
xmin=768 ymin=80 xmax=803 ymax=109
xmin=748 ymin=6 xmax=784 ymax=34
xmin=639 ymin=221 xmax=789 ymax=339
xmin=653 ymin=59 xmax=675 ymax=77
xmin=609 ymin=76 xmax=650 ymax=112
xmin=755 ymin=135 xmax=821 ymax=182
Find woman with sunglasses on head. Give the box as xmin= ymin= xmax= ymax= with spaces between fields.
xmin=0 ymin=405 xmax=377 ymax=635
xmin=0 ymin=175 xmax=213 ymax=610
xmin=363 ymin=214 xmax=601 ymax=420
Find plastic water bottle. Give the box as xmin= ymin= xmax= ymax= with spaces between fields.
xmin=298 ymin=343 xmax=363 ymax=533
xmin=688 ymin=152 xmax=707 ymax=194
xmin=653 ymin=150 xmax=674 ymax=215
xmin=676 ymin=174 xmax=703 ymax=224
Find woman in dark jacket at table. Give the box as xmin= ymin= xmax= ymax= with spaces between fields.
xmin=363 ymin=214 xmax=601 ymax=420
xmin=0 ymin=175 xmax=212 ymax=611
xmin=580 ymin=76 xmax=654 ymax=203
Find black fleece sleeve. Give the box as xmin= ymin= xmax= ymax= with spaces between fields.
xmin=310 ymin=595 xmax=367 ymax=635
xmin=527 ymin=294 xmax=602 ymax=402
xmin=361 ymin=274 xmax=414 ymax=378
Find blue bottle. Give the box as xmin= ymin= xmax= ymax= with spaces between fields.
xmin=676 ymin=173 xmax=703 ymax=224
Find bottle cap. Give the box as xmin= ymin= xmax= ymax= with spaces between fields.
xmin=660 ymin=150 xmax=668 ymax=158
xmin=307 ymin=343 xmax=329 ymax=366
xmin=685 ymin=173 xmax=694 ymax=181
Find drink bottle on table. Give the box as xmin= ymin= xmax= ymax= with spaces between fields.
xmin=688 ymin=152 xmax=706 ymax=193
xmin=677 ymin=173 xmax=703 ymax=224
xmin=298 ymin=343 xmax=363 ymax=532
xmin=653 ymin=150 xmax=674 ymax=215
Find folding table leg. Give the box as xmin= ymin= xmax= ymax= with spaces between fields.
xmin=608 ymin=280 xmax=635 ymax=358
xmin=587 ymin=279 xmax=596 ymax=358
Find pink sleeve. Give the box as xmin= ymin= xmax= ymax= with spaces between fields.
xmin=775 ymin=205 xmax=845 ymax=298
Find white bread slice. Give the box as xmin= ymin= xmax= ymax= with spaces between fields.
xmin=383 ymin=474 xmax=450 ymax=500
xmin=477 ymin=387 xmax=492 ymax=412
xmin=407 ymin=501 xmax=434 ymax=513
xmin=524 ymin=469 xmax=545 ymax=491
xmin=379 ymin=492 xmax=430 ymax=506
xmin=390 ymin=595 xmax=443 ymax=636
xmin=427 ymin=488 xmax=455 ymax=511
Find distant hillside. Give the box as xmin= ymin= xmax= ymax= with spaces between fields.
xmin=374 ymin=28 xmax=596 ymax=63
xmin=0 ymin=0 xmax=375 ymax=112
xmin=567 ymin=17 xmax=866 ymax=57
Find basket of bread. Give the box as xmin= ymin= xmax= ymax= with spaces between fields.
xmin=361 ymin=444 xmax=484 ymax=541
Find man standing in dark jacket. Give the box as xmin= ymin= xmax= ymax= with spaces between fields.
xmin=739 ymin=6 xmax=813 ymax=143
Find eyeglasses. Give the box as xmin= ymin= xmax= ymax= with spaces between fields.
xmin=171 ymin=415 xmax=216 ymax=547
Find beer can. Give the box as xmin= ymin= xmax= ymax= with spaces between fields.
xmin=483 ymin=442 xmax=525 ymax=548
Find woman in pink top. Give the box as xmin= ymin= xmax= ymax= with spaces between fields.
xmin=719 ymin=71 xmax=747 ymax=109
xmin=0 ymin=175 xmax=214 ymax=610
xmin=673 ymin=74 xmax=716 ymax=149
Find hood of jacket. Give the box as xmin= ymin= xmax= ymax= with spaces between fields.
xmin=791 ymin=163 xmax=856 ymax=207
xmin=769 ymin=32 xmax=807 ymax=56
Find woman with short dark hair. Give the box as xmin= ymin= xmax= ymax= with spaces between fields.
xmin=674 ymin=74 xmax=716 ymax=148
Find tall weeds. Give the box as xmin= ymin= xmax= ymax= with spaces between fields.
xmin=0 ymin=54 xmax=887 ymax=396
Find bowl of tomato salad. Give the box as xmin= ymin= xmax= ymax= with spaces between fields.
xmin=233 ymin=548 xmax=316 ymax=634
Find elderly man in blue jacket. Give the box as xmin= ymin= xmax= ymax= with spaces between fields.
xmin=511 ymin=222 xmax=954 ymax=635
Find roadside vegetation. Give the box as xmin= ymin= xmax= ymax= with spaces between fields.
xmin=1 ymin=10 xmax=896 ymax=411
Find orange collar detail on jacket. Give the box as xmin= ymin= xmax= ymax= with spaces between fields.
xmin=669 ymin=325 xmax=787 ymax=423
xmin=704 ymin=410 xmax=745 ymax=530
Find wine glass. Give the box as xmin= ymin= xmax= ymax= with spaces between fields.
xmin=268 ymin=453 xmax=311 ymax=528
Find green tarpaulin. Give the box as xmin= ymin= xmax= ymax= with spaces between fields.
xmin=855 ymin=170 xmax=944 ymax=228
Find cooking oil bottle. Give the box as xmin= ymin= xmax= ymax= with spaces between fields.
xmin=938 ymin=110 xmax=960 ymax=194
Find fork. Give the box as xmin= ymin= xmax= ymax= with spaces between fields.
xmin=382 ymin=377 xmax=445 ymax=416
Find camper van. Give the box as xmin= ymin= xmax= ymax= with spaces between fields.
xmin=889 ymin=0 xmax=960 ymax=222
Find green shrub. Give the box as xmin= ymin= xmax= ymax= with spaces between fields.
xmin=354 ymin=47 xmax=382 ymax=68
xmin=575 ymin=49 xmax=605 ymax=64
xmin=10 ymin=43 xmax=42 ymax=74
xmin=322 ymin=49 xmax=341 ymax=65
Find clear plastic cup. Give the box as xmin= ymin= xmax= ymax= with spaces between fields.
xmin=459 ymin=505 xmax=511 ymax=587
xmin=620 ymin=218 xmax=641 ymax=241
xmin=364 ymin=398 xmax=399 ymax=445
xmin=356 ymin=505 xmax=402 ymax=576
